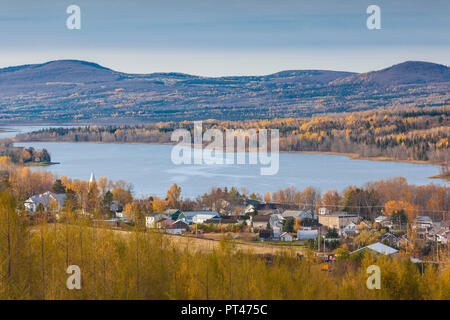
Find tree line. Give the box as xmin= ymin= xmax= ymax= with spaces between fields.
xmin=0 ymin=139 xmax=51 ymax=165
xmin=16 ymin=106 xmax=449 ymax=163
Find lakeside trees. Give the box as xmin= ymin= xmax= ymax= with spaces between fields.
xmin=16 ymin=106 xmax=449 ymax=163
xmin=264 ymin=178 xmax=448 ymax=222
xmin=0 ymin=139 xmax=51 ymax=165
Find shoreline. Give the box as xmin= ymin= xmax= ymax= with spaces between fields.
xmin=13 ymin=139 xmax=444 ymax=167
xmin=24 ymin=161 xmax=59 ymax=167
xmin=429 ymin=173 xmax=450 ymax=181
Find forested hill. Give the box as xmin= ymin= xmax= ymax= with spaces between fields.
xmin=0 ymin=60 xmax=448 ymax=123
xmin=17 ymin=107 xmax=449 ymax=164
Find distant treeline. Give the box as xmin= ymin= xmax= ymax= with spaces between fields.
xmin=17 ymin=106 xmax=449 ymax=163
xmin=0 ymin=139 xmax=51 ymax=165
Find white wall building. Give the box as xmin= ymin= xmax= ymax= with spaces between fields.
xmin=24 ymin=191 xmax=66 ymax=213
xmin=280 ymin=232 xmax=293 ymax=242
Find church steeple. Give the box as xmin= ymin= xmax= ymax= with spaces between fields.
xmin=89 ymin=172 xmax=96 ymax=185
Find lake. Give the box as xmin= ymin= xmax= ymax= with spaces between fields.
xmin=12 ymin=138 xmax=445 ymax=199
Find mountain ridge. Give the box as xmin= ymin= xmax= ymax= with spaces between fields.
xmin=3 ymin=59 xmax=448 ymax=80
xmin=0 ymin=60 xmax=448 ymax=123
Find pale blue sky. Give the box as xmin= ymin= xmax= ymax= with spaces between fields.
xmin=0 ymin=0 xmax=448 ymax=75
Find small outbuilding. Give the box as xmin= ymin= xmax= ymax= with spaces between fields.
xmin=280 ymin=232 xmax=293 ymax=242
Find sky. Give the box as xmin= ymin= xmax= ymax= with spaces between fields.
xmin=0 ymin=0 xmax=448 ymax=76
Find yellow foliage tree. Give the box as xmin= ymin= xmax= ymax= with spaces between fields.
xmin=152 ymin=198 xmax=167 ymax=213
xmin=384 ymin=200 xmax=416 ymax=221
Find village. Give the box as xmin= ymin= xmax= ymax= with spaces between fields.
xmin=22 ymin=172 xmax=449 ymax=267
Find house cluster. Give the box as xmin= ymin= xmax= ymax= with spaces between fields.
xmin=143 ymin=209 xmax=250 ymax=235
xmin=239 ymin=203 xmax=365 ymax=242
xmin=23 ymin=188 xmax=449 ymax=250
xmin=374 ymin=214 xmax=449 ymax=245
xmin=144 ymin=209 xmax=220 ymax=234
xmin=413 ymin=216 xmax=449 ymax=244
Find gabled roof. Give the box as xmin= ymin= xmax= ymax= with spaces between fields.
xmin=282 ymin=210 xmax=312 ymax=219
xmin=168 ymin=219 xmax=190 ymax=229
xmin=165 ymin=209 xmax=180 ymax=214
xmin=367 ymin=242 xmax=398 ymax=255
xmin=416 ymin=216 xmax=433 ymax=223
xmin=173 ymin=219 xmax=189 ymax=225
xmin=379 ymin=232 xmax=399 ymax=242
xmin=321 ymin=211 xmax=357 ymax=218
xmin=252 ymin=215 xmax=271 ymax=222
xmin=26 ymin=191 xmax=66 ymax=208
xmin=352 ymin=242 xmax=398 ymax=256
xmin=204 ymin=218 xmax=239 ymax=224
xmin=159 ymin=219 xmax=175 ymax=228
xmin=182 ymin=211 xmax=218 ymax=218
xmin=342 ymin=222 xmax=357 ymax=232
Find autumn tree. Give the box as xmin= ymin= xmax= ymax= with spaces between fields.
xmin=343 ymin=187 xmax=380 ymax=219
xmin=284 ymin=218 xmax=294 ymax=232
xmin=152 ymin=198 xmax=167 ymax=213
xmin=51 ymin=179 xmax=65 ymax=194
xmin=293 ymin=219 xmax=302 ymax=232
xmin=112 ymin=187 xmax=133 ymax=207
xmin=321 ymin=190 xmax=342 ymax=212
xmin=123 ymin=202 xmax=139 ymax=222
xmin=384 ymin=200 xmax=416 ymax=222
xmin=166 ymin=183 xmax=181 ymax=209
xmin=0 ymin=190 xmax=29 ymax=298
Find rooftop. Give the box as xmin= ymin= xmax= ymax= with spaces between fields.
xmin=352 ymin=242 xmax=398 ymax=256
xmin=253 ymin=215 xmax=271 ymax=222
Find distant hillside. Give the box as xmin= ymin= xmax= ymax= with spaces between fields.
xmin=331 ymin=61 xmax=450 ymax=86
xmin=0 ymin=60 xmax=448 ymax=123
xmin=0 ymin=60 xmax=120 ymax=85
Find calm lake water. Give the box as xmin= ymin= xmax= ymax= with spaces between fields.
xmin=11 ymin=137 xmax=445 ymax=198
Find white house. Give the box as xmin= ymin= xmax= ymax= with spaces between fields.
xmin=244 ymin=205 xmax=257 ymax=215
xmin=272 ymin=226 xmax=281 ymax=239
xmin=269 ymin=214 xmax=282 ymax=228
xmin=116 ymin=211 xmax=128 ymax=222
xmin=280 ymin=232 xmax=293 ymax=242
xmin=192 ymin=212 xmax=219 ymax=224
xmin=415 ymin=216 xmax=433 ymax=229
xmin=375 ymin=215 xmax=389 ymax=224
xmin=24 ymin=191 xmax=66 ymax=213
xmin=436 ymin=229 xmax=449 ymax=244
xmin=340 ymin=222 xmax=357 ymax=235
xmin=179 ymin=211 xmax=219 ymax=224
xmin=145 ymin=213 xmax=168 ymax=228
